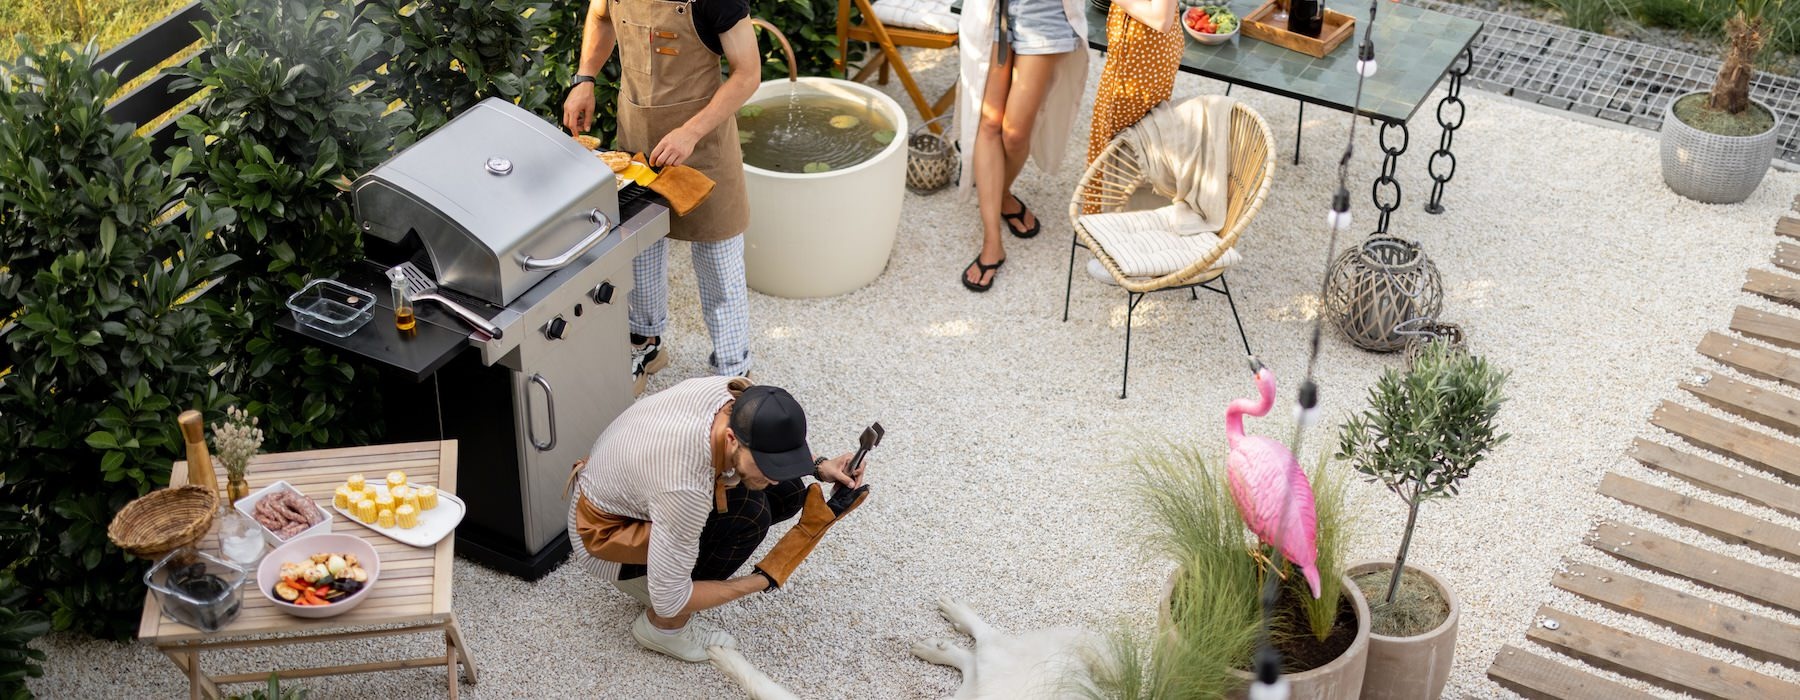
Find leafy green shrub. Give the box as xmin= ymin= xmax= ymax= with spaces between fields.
xmin=366 ymin=0 xmax=554 ymax=134
xmin=752 ymin=0 xmax=855 ymax=80
xmin=1337 ymin=340 xmax=1509 ymax=606
xmin=174 ymin=0 xmax=414 ymax=450
xmin=0 ymin=580 xmax=51 ymax=700
xmin=0 ymin=41 xmax=238 ymax=642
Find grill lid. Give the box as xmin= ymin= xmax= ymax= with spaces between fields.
xmin=353 ymin=98 xmax=619 ymax=307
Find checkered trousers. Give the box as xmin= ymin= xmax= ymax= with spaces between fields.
xmin=628 ymin=236 xmax=752 ymax=376
xmin=619 ymin=477 xmax=807 ymax=582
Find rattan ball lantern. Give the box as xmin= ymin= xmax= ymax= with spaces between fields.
xmin=1324 ymin=236 xmax=1444 ymax=353
xmin=906 ymin=114 xmax=958 ymax=195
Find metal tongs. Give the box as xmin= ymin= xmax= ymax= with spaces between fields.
xmin=827 ymin=423 xmax=883 ymax=513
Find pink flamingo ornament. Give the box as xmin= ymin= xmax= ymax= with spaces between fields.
xmin=1225 ymin=357 xmax=1322 ymax=599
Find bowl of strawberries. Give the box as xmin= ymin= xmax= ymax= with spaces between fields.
xmin=1183 ymin=5 xmax=1239 ymax=45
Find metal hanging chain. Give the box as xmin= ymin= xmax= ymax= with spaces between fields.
xmin=1250 ymin=3 xmax=1385 ymax=696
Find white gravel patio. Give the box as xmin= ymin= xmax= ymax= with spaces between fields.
xmin=32 ymin=44 xmax=1800 ymax=698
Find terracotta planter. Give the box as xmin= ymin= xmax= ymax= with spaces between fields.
xmin=1348 ymin=561 xmax=1461 ymax=700
xmin=1162 ymin=570 xmax=1372 ymax=699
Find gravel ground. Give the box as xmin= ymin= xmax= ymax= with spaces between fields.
xmin=33 ymin=46 xmax=1800 ymax=699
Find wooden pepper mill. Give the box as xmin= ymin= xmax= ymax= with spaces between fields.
xmin=177 ymin=410 xmax=217 ymax=494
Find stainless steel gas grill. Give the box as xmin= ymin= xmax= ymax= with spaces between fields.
xmin=278 ymin=98 xmax=669 ymax=579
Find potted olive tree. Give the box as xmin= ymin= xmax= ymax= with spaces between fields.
xmin=1660 ymin=0 xmax=1784 ymax=203
xmin=1337 ymin=340 xmax=1508 ymax=700
xmin=1077 ymin=446 xmax=1369 ymax=699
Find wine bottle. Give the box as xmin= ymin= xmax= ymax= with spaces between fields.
xmin=1288 ymin=0 xmax=1324 ymax=37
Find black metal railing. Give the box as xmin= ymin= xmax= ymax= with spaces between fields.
xmin=97 ymin=1 xmax=209 ymax=150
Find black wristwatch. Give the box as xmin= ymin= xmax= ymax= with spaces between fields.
xmin=569 ymin=74 xmax=596 ymax=92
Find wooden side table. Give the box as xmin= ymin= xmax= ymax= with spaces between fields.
xmin=139 ymin=441 xmax=479 ymax=700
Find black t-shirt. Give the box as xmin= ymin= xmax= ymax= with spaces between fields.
xmin=686 ymin=0 xmax=751 ymax=56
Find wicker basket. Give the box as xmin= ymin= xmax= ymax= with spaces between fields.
xmin=109 ymin=485 xmax=219 ymax=560
xmin=1324 ymin=236 xmax=1444 ymax=353
xmin=906 ymin=113 xmax=958 ymax=195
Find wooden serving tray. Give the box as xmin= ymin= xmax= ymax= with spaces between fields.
xmin=1241 ymin=2 xmax=1356 ymax=58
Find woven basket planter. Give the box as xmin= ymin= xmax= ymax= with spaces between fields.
xmin=1660 ymin=92 xmax=1777 ymax=204
xmin=1325 ymin=236 xmax=1444 ymax=353
xmin=108 ymin=485 xmax=218 ymax=560
xmin=906 ymin=113 xmax=958 ymax=195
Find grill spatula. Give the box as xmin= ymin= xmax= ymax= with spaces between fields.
xmin=391 ymin=262 xmax=505 ymax=340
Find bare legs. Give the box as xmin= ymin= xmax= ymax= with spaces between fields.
xmin=965 ymin=47 xmax=1063 ymax=288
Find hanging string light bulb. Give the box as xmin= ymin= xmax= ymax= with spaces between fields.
xmin=1251 ymin=1 xmax=1384 ymax=696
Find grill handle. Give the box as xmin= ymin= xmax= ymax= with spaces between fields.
xmin=521 ymin=208 xmax=614 ymax=272
xmin=414 ymin=292 xmax=504 ymax=340
xmin=525 ymin=373 xmax=556 ymax=451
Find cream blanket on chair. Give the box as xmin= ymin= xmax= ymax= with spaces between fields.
xmin=1081 ymin=95 xmax=1239 ymax=279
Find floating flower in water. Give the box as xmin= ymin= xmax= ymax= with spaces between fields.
xmin=872 ymin=130 xmax=895 ymax=145
xmin=739 ymin=130 xmax=753 ymax=145
xmin=738 ymin=104 xmax=764 ymax=119
xmin=829 ymin=115 xmax=860 ymax=129
xmin=803 ymin=162 xmax=833 ymax=173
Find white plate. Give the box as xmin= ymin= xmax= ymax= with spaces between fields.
xmin=332 ymin=484 xmax=466 ymax=548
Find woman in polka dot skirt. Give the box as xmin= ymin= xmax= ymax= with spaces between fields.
xmin=1087 ymin=0 xmax=1182 ymax=171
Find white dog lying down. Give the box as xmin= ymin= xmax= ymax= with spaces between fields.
xmin=709 ymin=596 xmax=1103 ymax=700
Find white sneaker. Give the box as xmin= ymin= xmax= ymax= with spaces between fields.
xmin=631 ymin=612 xmax=737 ymax=662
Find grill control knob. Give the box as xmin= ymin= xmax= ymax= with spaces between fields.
xmin=591 ymin=281 xmax=616 ymax=304
xmin=544 ymin=316 xmax=568 ymax=340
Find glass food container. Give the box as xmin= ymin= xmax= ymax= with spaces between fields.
xmin=144 ymin=549 xmax=247 ymax=632
xmin=285 ymin=279 xmax=375 ymax=338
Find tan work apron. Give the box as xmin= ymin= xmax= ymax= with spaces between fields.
xmin=611 ymin=0 xmax=751 ymax=242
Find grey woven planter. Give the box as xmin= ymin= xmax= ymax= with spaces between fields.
xmin=1660 ymin=92 xmax=1778 ymax=204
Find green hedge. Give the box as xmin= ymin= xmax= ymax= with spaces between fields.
xmin=0 ymin=41 xmax=239 ymax=644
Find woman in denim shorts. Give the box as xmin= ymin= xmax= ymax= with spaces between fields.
xmin=956 ymin=0 xmax=1082 ymax=292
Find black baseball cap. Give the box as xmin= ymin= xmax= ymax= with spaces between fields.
xmin=729 ymin=385 xmax=815 ymax=481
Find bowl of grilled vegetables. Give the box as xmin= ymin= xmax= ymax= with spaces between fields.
xmin=257 ymin=533 xmax=380 ymax=618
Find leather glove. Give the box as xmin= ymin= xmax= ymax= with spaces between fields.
xmin=753 ymin=483 xmax=870 ymax=589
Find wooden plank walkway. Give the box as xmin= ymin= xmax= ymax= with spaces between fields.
xmin=1489 ymin=215 xmax=1800 ymax=696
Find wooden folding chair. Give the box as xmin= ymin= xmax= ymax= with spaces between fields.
xmin=835 ymin=0 xmax=957 ymax=132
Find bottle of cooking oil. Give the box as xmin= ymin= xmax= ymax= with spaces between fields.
xmin=389 ymin=268 xmax=416 ymax=334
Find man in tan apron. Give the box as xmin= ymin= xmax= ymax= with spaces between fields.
xmin=563 ymin=377 xmax=871 ymax=662
xmin=563 ymin=0 xmax=757 ymax=394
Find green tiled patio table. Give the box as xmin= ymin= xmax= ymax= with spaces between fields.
xmin=1085 ymin=0 xmax=1483 ymax=231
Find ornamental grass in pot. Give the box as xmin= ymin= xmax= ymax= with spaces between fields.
xmin=1336 ymin=340 xmax=1508 ymax=700
xmin=1660 ymin=0 xmax=1783 ymax=203
xmin=1076 ymin=445 xmax=1368 ymax=700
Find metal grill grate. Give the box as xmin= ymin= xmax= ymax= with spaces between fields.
xmin=1412 ymin=0 xmax=1800 ymax=162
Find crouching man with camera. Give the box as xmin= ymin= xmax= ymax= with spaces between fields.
xmin=564 ymin=376 xmax=870 ymax=661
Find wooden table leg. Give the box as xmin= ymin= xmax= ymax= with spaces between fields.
xmin=161 ymin=646 xmax=223 ymax=700
xmin=445 ymin=631 xmax=459 ymax=700
xmin=446 ymin=616 xmax=479 ymax=685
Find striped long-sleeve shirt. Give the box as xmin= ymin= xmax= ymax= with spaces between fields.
xmin=566 ymin=376 xmax=733 ymax=617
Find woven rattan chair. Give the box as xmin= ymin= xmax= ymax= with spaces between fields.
xmin=1063 ymin=102 xmax=1275 ymax=398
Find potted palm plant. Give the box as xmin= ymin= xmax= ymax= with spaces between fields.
xmin=1077 ymin=445 xmax=1369 ymax=699
xmin=1337 ymin=340 xmax=1508 ymax=699
xmin=1660 ymin=0 xmax=1783 ymax=203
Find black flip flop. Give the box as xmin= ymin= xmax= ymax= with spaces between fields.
xmin=961 ymin=254 xmax=1006 ymax=292
xmin=1002 ymin=194 xmax=1040 ymax=239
